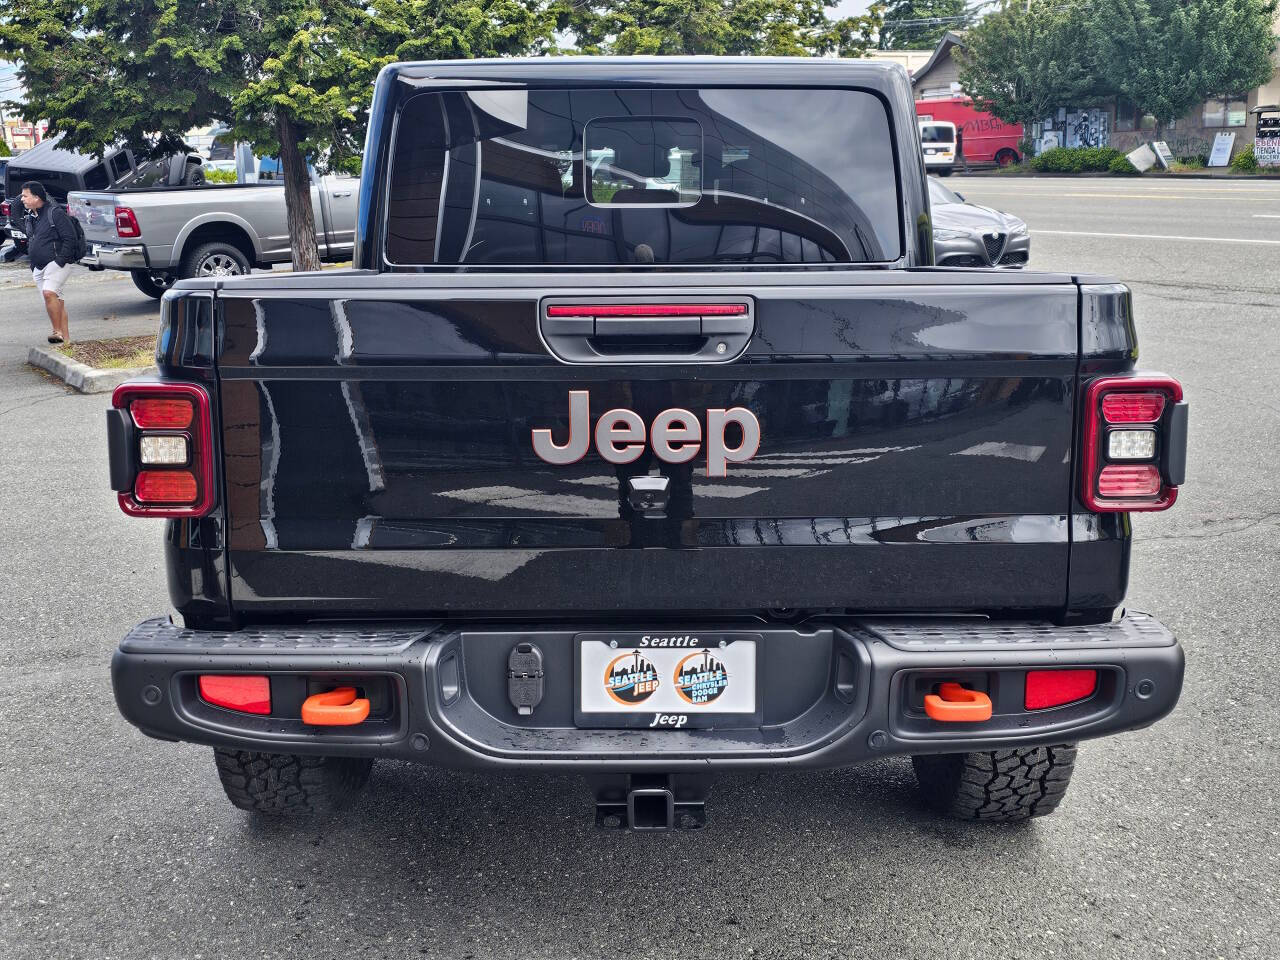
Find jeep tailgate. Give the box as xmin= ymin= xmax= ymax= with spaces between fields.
xmin=213 ymin=270 xmax=1079 ymax=618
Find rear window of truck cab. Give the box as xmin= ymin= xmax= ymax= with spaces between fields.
xmin=384 ymin=88 xmax=902 ymax=267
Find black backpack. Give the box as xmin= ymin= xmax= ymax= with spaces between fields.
xmin=63 ymin=205 xmax=90 ymax=262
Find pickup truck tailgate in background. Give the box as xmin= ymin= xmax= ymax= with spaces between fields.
xmin=68 ymin=192 xmax=122 ymax=244
xmin=214 ymin=278 xmax=1080 ymax=617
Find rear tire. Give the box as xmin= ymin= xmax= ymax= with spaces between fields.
xmin=213 ymin=749 xmax=373 ymax=815
xmin=912 ymin=744 xmax=1077 ymax=822
xmin=130 ymin=269 xmax=176 ymax=299
xmin=995 ymin=148 xmax=1021 ymax=167
xmin=936 ymin=167 xmax=953 ymax=177
xmin=179 ymin=240 xmax=250 ymax=281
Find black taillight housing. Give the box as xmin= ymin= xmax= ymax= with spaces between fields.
xmin=108 ymin=381 xmax=215 ymax=518
xmin=1081 ymin=374 xmax=1187 ymax=512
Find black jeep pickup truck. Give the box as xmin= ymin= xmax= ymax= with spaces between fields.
xmin=108 ymin=58 xmax=1188 ymax=829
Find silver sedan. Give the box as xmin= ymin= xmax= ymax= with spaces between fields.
xmin=929 ymin=177 xmax=1030 ymax=268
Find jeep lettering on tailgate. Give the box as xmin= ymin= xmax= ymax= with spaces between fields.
xmin=532 ymin=390 xmax=761 ymax=476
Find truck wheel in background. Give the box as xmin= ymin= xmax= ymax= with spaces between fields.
xmin=936 ymin=166 xmax=953 ymax=177
xmin=911 ymin=744 xmax=1077 ymax=822
xmin=995 ymin=148 xmax=1021 ymax=167
xmin=129 ymin=269 xmax=176 ymax=299
xmin=213 ymin=749 xmax=374 ymax=815
xmin=180 ymin=241 xmax=250 ymax=281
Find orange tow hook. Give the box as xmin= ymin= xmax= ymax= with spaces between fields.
xmin=924 ymin=682 xmax=993 ymax=723
xmin=301 ymin=687 xmax=371 ymax=726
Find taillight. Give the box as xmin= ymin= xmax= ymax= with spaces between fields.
xmin=115 ymin=205 xmax=141 ymax=238
xmin=110 ymin=382 xmax=215 ymax=518
xmin=1081 ymin=375 xmax=1186 ymax=512
xmin=1 ymin=201 xmax=8 ymax=218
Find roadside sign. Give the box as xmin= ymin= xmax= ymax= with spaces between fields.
xmin=1151 ymin=141 xmax=1174 ymax=169
xmin=1126 ymin=144 xmax=1158 ymax=172
xmin=1208 ymin=132 xmax=1236 ymax=167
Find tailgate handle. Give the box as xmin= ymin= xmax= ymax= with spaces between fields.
xmin=541 ymin=301 xmax=754 ymax=364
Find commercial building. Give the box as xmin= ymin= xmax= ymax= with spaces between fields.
xmin=908 ymin=21 xmax=1280 ymax=161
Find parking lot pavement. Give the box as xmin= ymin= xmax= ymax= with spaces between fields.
xmin=1 ymin=186 xmax=1279 ymax=960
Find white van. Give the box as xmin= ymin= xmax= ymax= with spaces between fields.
xmin=918 ymin=120 xmax=957 ymax=175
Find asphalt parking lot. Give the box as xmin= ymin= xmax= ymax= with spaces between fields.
xmin=1 ymin=175 xmax=1277 ymax=960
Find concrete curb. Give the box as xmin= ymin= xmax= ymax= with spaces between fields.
xmin=27 ymin=345 xmax=151 ymax=394
xmin=957 ymin=170 xmax=1280 ymax=181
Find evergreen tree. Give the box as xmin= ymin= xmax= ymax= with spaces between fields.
xmin=878 ymin=0 xmax=972 ymax=51
xmin=565 ymin=0 xmax=884 ymax=57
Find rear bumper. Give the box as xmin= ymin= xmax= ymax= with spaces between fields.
xmin=112 ymin=613 xmax=1183 ymax=772
xmin=80 ymin=243 xmax=147 ymax=270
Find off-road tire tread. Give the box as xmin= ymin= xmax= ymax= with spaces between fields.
xmin=912 ymin=744 xmax=1077 ymax=822
xmin=213 ymin=749 xmax=372 ymax=815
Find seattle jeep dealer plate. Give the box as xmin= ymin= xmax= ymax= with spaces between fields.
xmin=575 ymin=632 xmax=761 ymax=729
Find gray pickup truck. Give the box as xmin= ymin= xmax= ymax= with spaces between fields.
xmin=69 ymin=158 xmax=357 ymax=298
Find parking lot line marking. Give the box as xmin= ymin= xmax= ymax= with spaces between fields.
xmin=1033 ymin=229 xmax=1280 ymax=246
xmin=1253 ymin=214 xmax=1280 ymax=218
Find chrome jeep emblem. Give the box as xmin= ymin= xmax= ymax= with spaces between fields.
xmin=532 ymin=390 xmax=760 ymax=477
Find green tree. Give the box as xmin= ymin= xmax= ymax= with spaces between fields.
xmin=565 ymin=0 xmax=884 ymax=58
xmin=878 ymin=0 xmax=971 ymax=51
xmin=0 ymin=139 xmax=10 ymax=158
xmin=955 ymin=1 xmax=1109 ymax=129
xmin=0 ymin=0 xmax=558 ymax=271
xmin=1090 ymin=0 xmax=1278 ymax=137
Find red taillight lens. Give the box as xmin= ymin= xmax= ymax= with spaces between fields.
xmin=1097 ymin=464 xmax=1161 ymax=497
xmin=114 ymin=205 xmax=141 ymax=238
xmin=135 ymin=469 xmax=198 ymax=503
xmin=112 ymin=382 xmax=215 ymax=518
xmin=198 ymin=675 xmax=271 ymax=715
xmin=1025 ymin=669 xmax=1097 ymax=710
xmin=130 ymin=397 xmax=193 ymax=429
xmin=0 ymin=201 xmax=9 ymax=218
xmin=546 ymin=303 xmax=748 ymax=317
xmin=1102 ymin=392 xmax=1165 ymax=424
xmin=1081 ymin=375 xmax=1184 ymax=512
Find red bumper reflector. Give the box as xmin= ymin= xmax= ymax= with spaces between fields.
xmin=1097 ymin=463 xmax=1161 ymax=498
xmin=1102 ymin=392 xmax=1166 ymax=424
xmin=130 ymin=397 xmax=193 ymax=429
xmin=198 ymin=675 xmax=271 ymax=715
xmin=1025 ymin=669 xmax=1097 ymax=710
xmin=546 ymin=303 xmax=747 ymax=317
xmin=134 ymin=469 xmax=198 ymax=503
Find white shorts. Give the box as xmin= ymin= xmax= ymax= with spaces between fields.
xmin=33 ymin=261 xmax=73 ymax=299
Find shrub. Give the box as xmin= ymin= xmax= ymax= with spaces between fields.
xmin=204 ymin=168 xmax=238 ymax=183
xmin=1176 ymin=154 xmax=1208 ymax=168
xmin=1229 ymin=144 xmax=1258 ymax=173
xmin=1031 ymin=146 xmax=1126 ymax=173
xmin=1108 ymin=155 xmax=1140 ymax=175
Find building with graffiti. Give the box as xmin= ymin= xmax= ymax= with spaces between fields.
xmin=910 ymin=22 xmax=1280 ymax=163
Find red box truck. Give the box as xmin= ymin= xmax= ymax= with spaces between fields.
xmin=915 ymin=97 xmax=1024 ymax=167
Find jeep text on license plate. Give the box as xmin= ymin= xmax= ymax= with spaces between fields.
xmin=575 ymin=633 xmax=761 ymax=729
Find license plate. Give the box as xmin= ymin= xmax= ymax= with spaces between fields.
xmin=10 ymin=229 xmax=25 ymax=240
xmin=575 ymin=632 xmax=761 ymax=729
